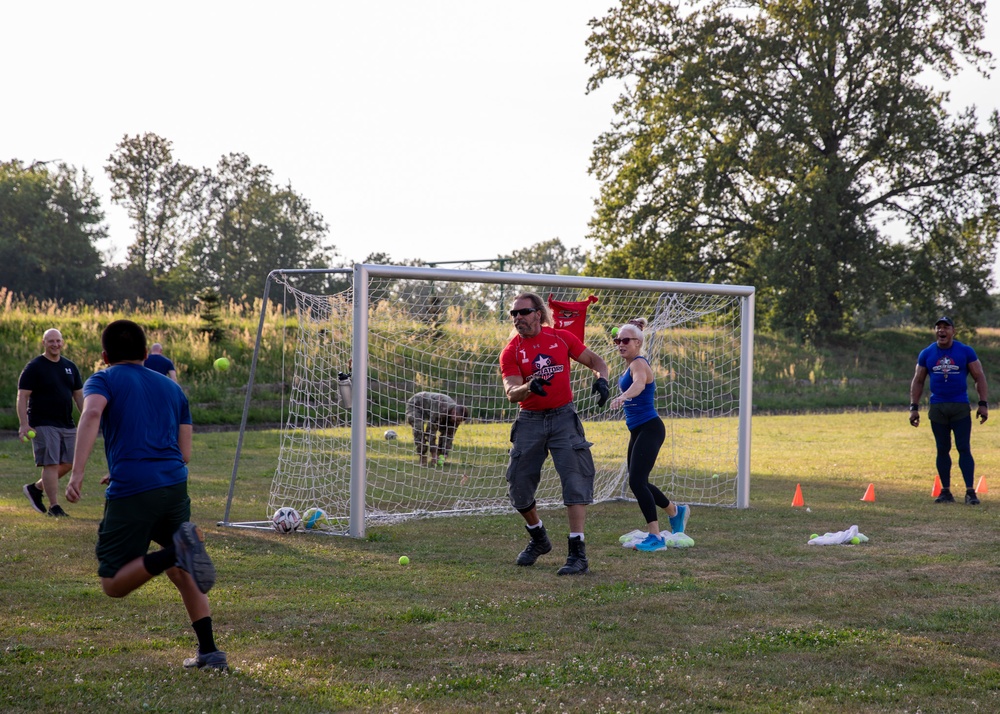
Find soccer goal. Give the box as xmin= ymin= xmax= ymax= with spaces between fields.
xmin=220 ymin=264 xmax=755 ymax=537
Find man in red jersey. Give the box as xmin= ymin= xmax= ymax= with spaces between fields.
xmin=500 ymin=292 xmax=609 ymax=575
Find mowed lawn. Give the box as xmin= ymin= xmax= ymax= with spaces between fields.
xmin=2 ymin=411 xmax=1000 ymax=713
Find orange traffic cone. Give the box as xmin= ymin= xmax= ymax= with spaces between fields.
xmin=792 ymin=483 xmax=805 ymax=507
xmin=977 ymin=476 xmax=988 ymax=494
xmin=931 ymin=475 xmax=942 ymax=498
xmin=861 ymin=483 xmax=876 ymax=502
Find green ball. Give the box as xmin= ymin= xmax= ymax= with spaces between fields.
xmin=214 ymin=357 xmax=231 ymax=371
xmin=611 ymin=327 xmax=619 ymax=337
xmin=810 ymin=534 xmax=819 ymax=540
xmin=850 ymin=536 xmax=861 ymax=545
xmin=398 ymin=555 xmax=409 ymax=565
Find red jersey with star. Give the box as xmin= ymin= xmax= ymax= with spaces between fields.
xmin=500 ymin=326 xmax=587 ymax=411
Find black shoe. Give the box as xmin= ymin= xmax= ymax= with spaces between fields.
xmin=934 ymin=489 xmax=955 ymax=503
xmin=23 ymin=483 xmax=46 ymax=514
xmin=46 ymin=504 xmax=69 ymax=517
xmin=183 ymin=650 xmax=228 ymax=671
xmin=556 ymin=535 xmax=589 ymax=576
xmin=174 ymin=522 xmax=216 ymax=594
xmin=516 ymin=524 xmax=553 ymax=566
xmin=966 ymin=490 xmax=981 ymax=505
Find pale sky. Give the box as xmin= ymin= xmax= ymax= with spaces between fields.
xmin=4 ymin=1 xmax=998 ymax=270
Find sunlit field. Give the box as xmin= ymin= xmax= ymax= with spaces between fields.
xmin=3 ymin=411 xmax=1000 ymax=713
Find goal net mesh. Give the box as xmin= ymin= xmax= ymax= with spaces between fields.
xmin=258 ymin=272 xmax=745 ymax=534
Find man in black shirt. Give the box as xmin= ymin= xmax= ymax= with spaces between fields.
xmin=18 ymin=328 xmax=84 ymax=517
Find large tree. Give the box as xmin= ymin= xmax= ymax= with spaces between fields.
xmin=585 ymin=0 xmax=1000 ymax=340
xmin=0 ymin=160 xmax=105 ymax=302
xmin=180 ymin=153 xmax=333 ymax=301
xmin=105 ymin=133 xmax=198 ymax=277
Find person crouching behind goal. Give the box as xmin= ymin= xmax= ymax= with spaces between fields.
xmin=500 ymin=292 xmax=610 ymax=575
xmin=405 ymin=391 xmax=468 ymax=467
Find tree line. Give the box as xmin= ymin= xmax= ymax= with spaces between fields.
xmin=3 ymin=0 xmax=1000 ymax=343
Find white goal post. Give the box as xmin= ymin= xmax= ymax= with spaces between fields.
xmin=220 ymin=264 xmax=755 ymax=537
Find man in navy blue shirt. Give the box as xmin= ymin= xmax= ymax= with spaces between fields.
xmin=144 ymin=342 xmax=179 ymax=383
xmin=67 ymin=320 xmax=226 ymax=670
xmin=909 ymin=316 xmax=989 ymax=505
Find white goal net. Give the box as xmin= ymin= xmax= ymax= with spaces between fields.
xmin=221 ymin=265 xmax=754 ymax=536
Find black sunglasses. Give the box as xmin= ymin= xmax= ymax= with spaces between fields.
xmin=613 ymin=337 xmax=637 ymax=345
xmin=509 ymin=307 xmax=539 ymax=317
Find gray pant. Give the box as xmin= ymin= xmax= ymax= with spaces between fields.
xmin=505 ymin=403 xmax=595 ymax=510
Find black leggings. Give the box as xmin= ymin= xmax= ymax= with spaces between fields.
xmin=930 ymin=416 xmax=975 ymax=489
xmin=627 ymin=417 xmax=669 ymax=524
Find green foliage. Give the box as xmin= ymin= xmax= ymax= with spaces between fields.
xmin=585 ymin=0 xmax=1000 ymax=343
xmin=0 ymin=160 xmax=106 ymax=303
xmin=105 ymin=133 xmax=198 ymax=278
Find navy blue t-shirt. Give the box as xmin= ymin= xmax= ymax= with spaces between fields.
xmin=917 ymin=341 xmax=979 ymax=404
xmin=143 ymin=353 xmax=176 ymax=377
xmin=17 ymin=355 xmax=83 ymax=428
xmin=83 ymin=363 xmax=192 ymax=500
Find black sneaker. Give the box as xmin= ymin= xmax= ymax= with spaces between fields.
xmin=516 ymin=524 xmax=553 ymax=566
xmin=46 ymin=504 xmax=69 ymax=517
xmin=934 ymin=489 xmax=955 ymax=503
xmin=183 ymin=650 xmax=228 ymax=671
xmin=23 ymin=483 xmax=46 ymax=514
xmin=173 ymin=522 xmax=216 ymax=594
xmin=966 ymin=490 xmax=981 ymax=505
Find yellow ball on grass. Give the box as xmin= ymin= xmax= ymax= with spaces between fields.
xmin=214 ymin=357 xmax=231 ymax=371
xmin=399 ymin=556 xmax=409 ymax=565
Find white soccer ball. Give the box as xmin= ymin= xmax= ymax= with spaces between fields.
xmin=302 ymin=507 xmax=329 ymax=530
xmin=384 ymin=429 xmax=397 ymax=440
xmin=271 ymin=506 xmax=301 ymax=534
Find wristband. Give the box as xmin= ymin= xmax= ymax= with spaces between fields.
xmin=979 ymin=401 xmax=989 ymax=408
xmin=909 ymin=403 xmax=918 ymax=411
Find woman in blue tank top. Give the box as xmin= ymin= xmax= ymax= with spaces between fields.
xmin=609 ymin=318 xmax=689 ymax=551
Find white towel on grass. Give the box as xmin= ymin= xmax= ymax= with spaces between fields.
xmin=807 ymin=524 xmax=869 ymax=546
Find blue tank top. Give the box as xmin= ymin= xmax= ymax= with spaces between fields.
xmin=618 ymin=357 xmax=658 ymax=429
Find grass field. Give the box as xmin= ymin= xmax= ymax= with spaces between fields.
xmin=3 ymin=412 xmax=1000 ymax=713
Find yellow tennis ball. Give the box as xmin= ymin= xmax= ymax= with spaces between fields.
xmin=214 ymin=357 xmax=231 ymax=371
xmin=28 ymin=429 xmax=36 ymax=439
xmin=850 ymin=536 xmax=861 ymax=545
xmin=398 ymin=556 xmax=409 ymax=565
xmin=810 ymin=534 xmax=819 ymax=540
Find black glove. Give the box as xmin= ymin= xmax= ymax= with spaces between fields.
xmin=592 ymin=377 xmax=609 ymax=407
xmin=528 ymin=377 xmax=551 ymax=396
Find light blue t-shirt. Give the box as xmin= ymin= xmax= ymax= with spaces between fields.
xmin=618 ymin=357 xmax=659 ymax=430
xmin=83 ymin=363 xmax=192 ymax=499
xmin=917 ymin=341 xmax=979 ymax=404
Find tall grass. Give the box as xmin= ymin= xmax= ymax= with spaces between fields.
xmin=5 ymin=291 xmax=1000 ymax=428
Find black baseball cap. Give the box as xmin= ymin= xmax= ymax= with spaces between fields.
xmin=935 ymin=316 xmax=954 ymax=327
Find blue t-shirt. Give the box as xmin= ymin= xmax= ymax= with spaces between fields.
xmin=144 ymin=353 xmax=176 ymax=377
xmin=618 ymin=357 xmax=659 ymax=430
xmin=917 ymin=341 xmax=979 ymax=404
xmin=83 ymin=363 xmax=192 ymax=499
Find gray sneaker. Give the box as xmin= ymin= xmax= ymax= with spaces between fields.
xmin=173 ymin=522 xmax=216 ymax=594
xmin=183 ymin=650 xmax=228 ymax=671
